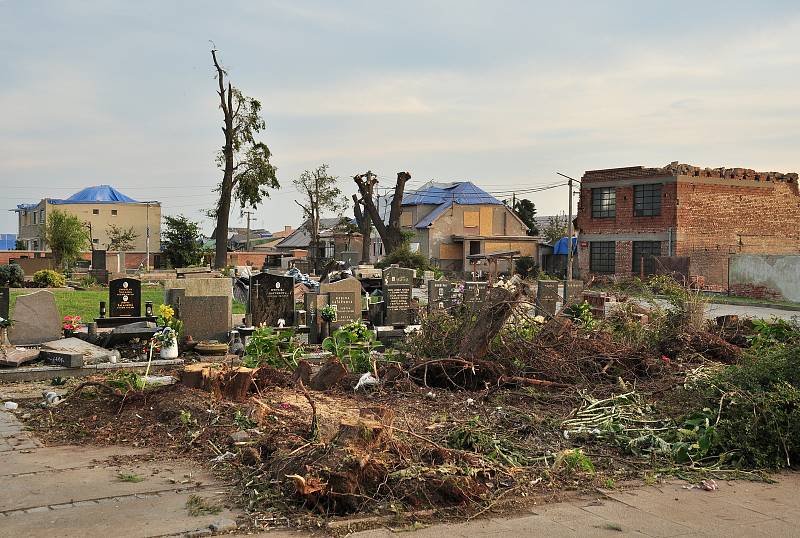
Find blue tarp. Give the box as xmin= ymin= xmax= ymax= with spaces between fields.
xmin=553 ymin=236 xmax=577 ymax=255
xmin=404 ymin=181 xmax=503 ymax=229
xmin=49 ymin=185 xmax=140 ymax=204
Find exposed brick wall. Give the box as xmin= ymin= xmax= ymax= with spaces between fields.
xmin=576 ymin=183 xmax=678 ymax=235
xmin=729 ymin=283 xmax=784 ymax=301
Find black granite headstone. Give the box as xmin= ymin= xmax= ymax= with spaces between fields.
xmin=427 ymin=280 xmax=452 ymax=312
xmin=462 ymin=281 xmax=488 ymax=308
xmin=250 ymin=272 xmax=295 ymax=327
xmin=91 ymin=249 xmax=107 ymax=270
xmin=0 ymin=287 xmax=9 ymax=322
xmin=109 ymin=277 xmax=141 ymax=318
xmin=382 ymin=266 xmax=415 ymax=326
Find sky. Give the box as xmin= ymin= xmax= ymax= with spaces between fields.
xmin=2 ymin=1 xmax=800 ymax=236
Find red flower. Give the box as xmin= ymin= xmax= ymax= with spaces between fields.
xmin=661 ymin=355 xmax=672 ymax=364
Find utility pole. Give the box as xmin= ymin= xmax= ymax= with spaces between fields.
xmin=243 ymin=210 xmax=254 ymax=251
xmin=145 ymin=202 xmax=150 ymax=272
xmin=557 ymin=173 xmax=578 ymax=307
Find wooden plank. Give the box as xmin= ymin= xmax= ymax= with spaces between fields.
xmin=479 ymin=206 xmax=493 ymax=236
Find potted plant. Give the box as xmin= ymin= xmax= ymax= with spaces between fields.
xmin=62 ymin=315 xmax=83 ymax=337
xmin=153 ymin=327 xmax=179 ymax=359
xmin=0 ymin=316 xmax=13 ymax=347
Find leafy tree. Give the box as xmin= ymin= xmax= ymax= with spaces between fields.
xmin=542 ymin=213 xmax=569 ymax=245
xmin=106 ymin=224 xmax=139 ymax=251
xmin=161 ymin=215 xmax=203 ymax=268
xmin=375 ymin=243 xmax=432 ymax=272
xmin=44 ymin=209 xmax=89 ymax=270
xmin=514 ymin=256 xmax=539 ymax=280
xmin=210 ymin=48 xmax=279 ymax=269
xmin=513 ymin=198 xmax=538 ymax=235
xmin=293 ymin=164 xmax=347 ymax=272
xmin=14 ymin=239 xmax=26 ymax=250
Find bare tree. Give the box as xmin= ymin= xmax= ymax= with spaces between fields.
xmin=353 ymin=171 xmax=410 ymax=255
xmin=352 ymin=170 xmax=378 ymax=263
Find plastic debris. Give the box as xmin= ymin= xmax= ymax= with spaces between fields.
xmin=354 ymin=372 xmax=379 ymax=391
xmin=41 ymin=391 xmax=62 ymax=407
xmin=142 ymin=375 xmax=178 ymax=386
xmin=3 ymin=401 xmax=18 ymax=410
xmin=211 ymin=451 xmax=237 ymax=463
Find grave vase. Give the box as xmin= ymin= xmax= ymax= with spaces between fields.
xmin=1 ymin=327 xmax=10 ymax=347
xmin=160 ymin=336 xmax=179 ymax=359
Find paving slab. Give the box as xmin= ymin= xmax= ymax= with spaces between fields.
xmin=1 ymin=488 xmax=237 ymax=538
xmin=0 ymin=459 xmax=220 ymax=512
xmin=0 ymin=445 xmax=148 ymax=477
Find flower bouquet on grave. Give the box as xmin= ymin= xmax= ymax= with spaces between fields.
xmin=62 ymin=315 xmax=83 ymax=337
xmin=152 ymin=327 xmax=179 ymax=359
xmin=156 ymin=304 xmax=183 ymax=336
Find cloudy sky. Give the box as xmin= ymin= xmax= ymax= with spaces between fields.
xmin=2 ymin=1 xmax=799 ymax=236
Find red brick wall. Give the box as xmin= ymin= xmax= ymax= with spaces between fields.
xmin=675 ymin=179 xmax=800 ymax=287
xmin=576 ymin=182 xmax=677 ymax=234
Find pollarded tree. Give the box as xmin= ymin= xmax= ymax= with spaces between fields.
xmin=293 ymin=164 xmax=347 ymax=273
xmin=161 ymin=215 xmax=203 ymax=269
xmin=353 ymin=171 xmax=410 ymax=254
xmin=44 ymin=209 xmax=90 ymax=270
xmin=210 ymin=48 xmax=279 ymax=269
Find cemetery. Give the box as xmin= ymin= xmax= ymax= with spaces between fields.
xmin=1 ymin=256 xmax=797 ymax=534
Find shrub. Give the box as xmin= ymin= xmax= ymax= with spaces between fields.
xmin=0 ymin=264 xmax=24 ymax=287
xmin=32 ymin=269 xmax=66 ymax=288
xmin=375 ymin=244 xmax=432 ymax=272
xmin=514 ymin=256 xmax=538 ymax=280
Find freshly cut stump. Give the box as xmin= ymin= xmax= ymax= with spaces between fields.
xmin=309 ymin=359 xmax=348 ymax=391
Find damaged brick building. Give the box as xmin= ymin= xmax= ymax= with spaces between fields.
xmin=575 ymin=162 xmax=800 ymax=289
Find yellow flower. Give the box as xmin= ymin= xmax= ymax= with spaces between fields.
xmin=159 ymin=304 xmax=175 ymax=320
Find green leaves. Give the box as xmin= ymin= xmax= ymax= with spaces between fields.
xmin=44 ymin=209 xmax=90 ymax=270
xmin=243 ymin=326 xmax=302 ymax=370
xmin=161 ymin=215 xmax=203 ymax=268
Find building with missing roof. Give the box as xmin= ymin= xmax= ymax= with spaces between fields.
xmin=14 ymin=185 xmax=160 ymax=252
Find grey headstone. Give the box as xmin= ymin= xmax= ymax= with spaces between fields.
xmin=462 ymin=281 xmax=488 ymax=308
xmin=8 ymin=290 xmax=61 ymax=345
xmin=109 ymin=277 xmax=142 ymax=318
xmin=249 ymin=272 xmax=295 ymax=327
xmin=0 ymin=287 xmax=9 ymax=322
xmin=427 ymin=280 xmax=452 ymax=312
xmin=329 ymin=291 xmax=359 ymax=328
xmin=383 ymin=266 xmax=415 ymax=326
xmin=178 ymin=295 xmax=231 ymax=341
xmin=304 ymin=292 xmax=328 ymax=344
xmin=320 ymin=277 xmax=363 ymax=330
xmin=537 ymin=280 xmax=559 ymax=316
xmin=41 ymin=337 xmax=114 ymax=365
xmin=564 ymin=280 xmax=585 ymax=306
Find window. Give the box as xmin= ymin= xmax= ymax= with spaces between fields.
xmin=92 ymin=209 xmax=99 ymax=215
xmin=111 ymin=209 xmax=118 ymax=216
xmin=634 ymin=184 xmax=662 ymax=216
xmin=469 ymin=240 xmax=481 ymax=255
xmin=32 ymin=212 xmax=37 ymax=224
xmin=591 ymin=188 xmax=616 ymax=218
xmin=632 ymin=241 xmax=661 ymax=276
xmin=590 ymin=241 xmax=616 ymax=273
xmin=92 ymin=238 xmax=99 ymax=244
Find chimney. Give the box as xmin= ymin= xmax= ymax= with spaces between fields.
xmin=284 ymin=225 xmax=293 ymax=233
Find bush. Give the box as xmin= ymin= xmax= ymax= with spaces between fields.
xmin=514 ymin=256 xmax=538 ymax=280
xmin=376 ymin=244 xmax=432 ymax=272
xmin=32 ymin=269 xmax=66 ymax=288
xmin=0 ymin=264 xmax=24 ymax=287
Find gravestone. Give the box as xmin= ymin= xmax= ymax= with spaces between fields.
xmin=164 ymin=277 xmax=233 ymax=333
xmin=320 ymin=277 xmax=363 ymax=330
xmin=462 ymin=281 xmax=488 ymax=308
xmin=8 ymin=290 xmax=62 ymax=345
xmin=250 ymin=273 xmax=295 ymax=327
xmin=91 ymin=249 xmax=107 ymax=270
xmin=109 ymin=277 xmax=142 ymax=318
xmin=382 ymin=266 xmax=415 ymax=326
xmin=564 ymin=280 xmax=585 ymax=307
xmin=329 ymin=291 xmax=359 ymax=328
xmin=304 ymin=292 xmax=329 ymax=344
xmin=537 ymin=280 xmax=559 ymax=316
xmin=180 ymin=296 xmax=231 ymax=341
xmin=427 ymin=280 xmax=452 ymax=312
xmin=0 ymin=287 xmax=9 ymax=322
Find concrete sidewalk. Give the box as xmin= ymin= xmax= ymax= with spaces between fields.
xmin=0 ymin=408 xmax=240 ymax=538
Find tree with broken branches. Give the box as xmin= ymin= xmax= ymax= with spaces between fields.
xmin=293 ymin=164 xmax=347 ymax=273
xmin=210 ymin=48 xmax=279 ymax=269
xmin=352 ymin=171 xmax=377 ymax=263
xmin=353 ymin=171 xmax=410 ymax=255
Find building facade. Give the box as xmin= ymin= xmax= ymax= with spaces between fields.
xmin=575 ymin=162 xmax=800 ymax=288
xmin=400 ymin=181 xmax=537 ymax=273
xmin=15 ymin=185 xmax=161 ymax=252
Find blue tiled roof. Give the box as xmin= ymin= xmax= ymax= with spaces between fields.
xmin=404 ymin=182 xmax=503 ymax=229
xmin=49 ymin=185 xmax=142 ymax=204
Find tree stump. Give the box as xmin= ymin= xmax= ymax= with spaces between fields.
xmin=335 ymin=417 xmax=386 ymax=449
xmin=309 ymin=358 xmax=348 ymax=391
xmin=220 ymin=367 xmax=256 ymax=401
xmin=181 ymin=362 xmax=218 ymax=390
xmin=291 ymin=359 xmax=312 ymax=386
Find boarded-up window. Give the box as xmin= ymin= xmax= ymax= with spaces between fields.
xmin=485 ymin=242 xmax=511 ymax=254
xmin=439 ymin=243 xmax=463 ymax=260
xmin=463 ymin=211 xmax=479 ymax=228
xmin=480 ymin=207 xmax=493 ymax=236
xmin=400 ymin=211 xmax=413 ymax=227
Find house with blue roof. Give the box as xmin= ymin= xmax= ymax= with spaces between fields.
xmin=13 ymin=185 xmax=161 ymax=253
xmin=398 ymin=181 xmax=539 ymax=273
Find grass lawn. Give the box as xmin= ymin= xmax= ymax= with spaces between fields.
xmin=9 ymin=287 xmax=245 ymax=322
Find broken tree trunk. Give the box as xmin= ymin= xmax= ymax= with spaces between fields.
xmin=219 ymin=367 xmax=256 ymax=401
xmin=309 ymin=358 xmax=348 ymax=391
xmin=458 ymin=286 xmax=523 ymax=361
